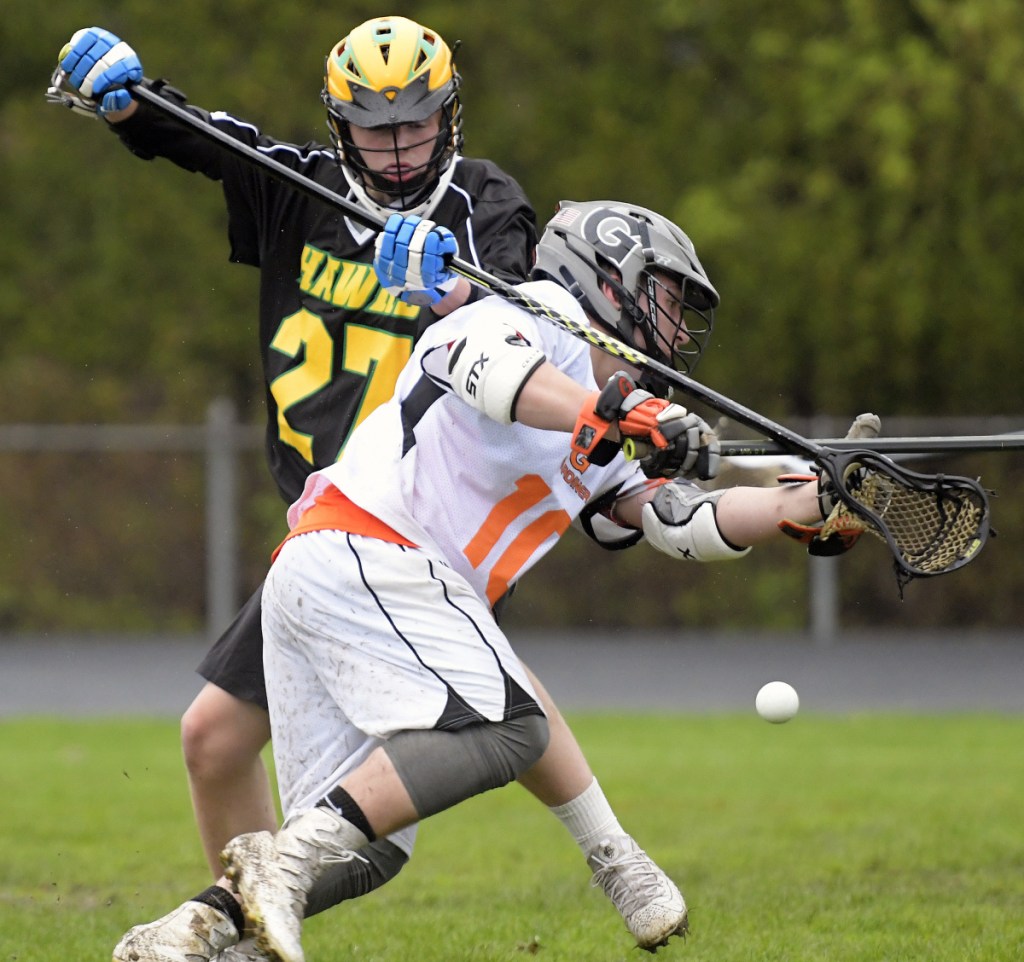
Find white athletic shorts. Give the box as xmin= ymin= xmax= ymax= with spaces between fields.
xmin=261 ymin=529 xmax=542 ymax=851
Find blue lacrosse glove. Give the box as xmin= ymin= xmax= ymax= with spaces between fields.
xmin=374 ymin=213 xmax=459 ymax=307
xmin=59 ymin=27 xmax=142 ymax=115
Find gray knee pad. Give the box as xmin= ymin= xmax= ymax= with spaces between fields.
xmin=384 ymin=713 xmax=549 ymax=819
xmin=304 ymin=838 xmax=409 ymax=918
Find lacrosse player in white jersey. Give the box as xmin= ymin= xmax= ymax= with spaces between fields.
xmin=189 ymin=199 xmax=841 ymax=962
xmin=213 ymin=200 xmax=831 ymax=962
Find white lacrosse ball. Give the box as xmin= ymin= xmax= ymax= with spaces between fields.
xmin=755 ymin=681 xmax=800 ymax=724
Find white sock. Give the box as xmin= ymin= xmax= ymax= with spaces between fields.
xmin=549 ymin=777 xmax=626 ymax=854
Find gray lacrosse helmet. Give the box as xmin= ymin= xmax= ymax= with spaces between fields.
xmin=532 ymin=200 xmax=719 ymax=387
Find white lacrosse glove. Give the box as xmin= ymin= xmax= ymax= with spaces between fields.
xmin=374 ymin=213 xmax=460 ymax=307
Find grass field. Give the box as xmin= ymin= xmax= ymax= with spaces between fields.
xmin=3 ymin=713 xmax=1023 ymax=961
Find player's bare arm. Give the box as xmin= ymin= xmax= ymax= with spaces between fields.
xmin=610 ymin=479 xmax=821 ymax=544
xmin=511 ymin=360 xmax=595 ymax=431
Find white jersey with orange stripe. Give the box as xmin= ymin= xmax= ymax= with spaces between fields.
xmin=287 ymin=279 xmax=650 ymax=607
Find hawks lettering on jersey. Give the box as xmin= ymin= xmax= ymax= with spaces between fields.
xmin=298 ymin=246 xmax=419 ymax=317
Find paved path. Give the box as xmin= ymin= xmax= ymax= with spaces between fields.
xmin=1 ymin=631 xmax=1021 ymax=717
xmin=515 ymin=631 xmax=1024 ymax=714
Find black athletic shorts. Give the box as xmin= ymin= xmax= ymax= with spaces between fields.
xmin=196 ymin=582 xmax=269 ymax=710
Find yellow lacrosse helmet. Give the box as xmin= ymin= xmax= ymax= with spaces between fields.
xmin=322 ymin=16 xmax=463 ymax=207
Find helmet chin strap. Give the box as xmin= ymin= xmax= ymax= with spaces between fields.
xmin=338 ymin=157 xmax=458 ymax=221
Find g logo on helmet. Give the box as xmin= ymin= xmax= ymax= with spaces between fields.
xmin=583 ymin=211 xmax=642 ymax=269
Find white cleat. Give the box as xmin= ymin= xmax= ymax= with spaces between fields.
xmin=221 ymin=809 xmax=366 ymax=962
xmin=215 ymin=937 xmax=267 ymax=961
xmin=586 ymin=836 xmax=688 ymax=952
xmin=222 ymin=832 xmax=304 ymax=962
xmin=113 ymin=900 xmax=239 ymax=962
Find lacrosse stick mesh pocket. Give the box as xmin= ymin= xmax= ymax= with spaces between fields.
xmin=828 ymin=465 xmax=989 ymax=577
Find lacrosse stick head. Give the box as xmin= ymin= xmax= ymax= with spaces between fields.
xmin=46 ymin=66 xmax=100 ymax=118
xmin=817 ymin=450 xmax=991 ymax=584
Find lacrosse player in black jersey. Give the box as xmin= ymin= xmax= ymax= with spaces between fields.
xmin=55 ymin=17 xmax=692 ymax=961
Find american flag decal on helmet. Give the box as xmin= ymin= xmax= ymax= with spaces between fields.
xmin=549 ymin=206 xmax=581 ymax=229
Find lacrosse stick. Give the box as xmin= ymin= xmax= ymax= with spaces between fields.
xmin=719 ymin=434 xmax=1024 ymax=456
xmin=46 ymin=75 xmax=992 ymax=584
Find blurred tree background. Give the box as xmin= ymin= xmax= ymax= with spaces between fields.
xmin=2 ymin=0 xmax=1023 ymax=635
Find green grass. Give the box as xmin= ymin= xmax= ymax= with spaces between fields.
xmin=3 ymin=713 xmax=1023 ymax=961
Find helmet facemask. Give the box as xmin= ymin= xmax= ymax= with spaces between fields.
xmin=633 ymin=268 xmax=714 ymax=377
xmin=324 ymin=92 xmax=461 ymax=210
xmin=587 ymin=261 xmax=714 ymax=398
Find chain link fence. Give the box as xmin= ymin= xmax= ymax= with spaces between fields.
xmin=1 ymin=404 xmax=1021 ymax=642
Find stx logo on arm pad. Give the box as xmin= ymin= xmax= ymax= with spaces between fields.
xmin=447 ymin=321 xmax=546 ymax=424
xmin=462 ymin=350 xmax=489 ymax=398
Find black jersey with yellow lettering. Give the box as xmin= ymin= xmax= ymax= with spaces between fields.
xmin=113 ymin=83 xmax=537 ymax=504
